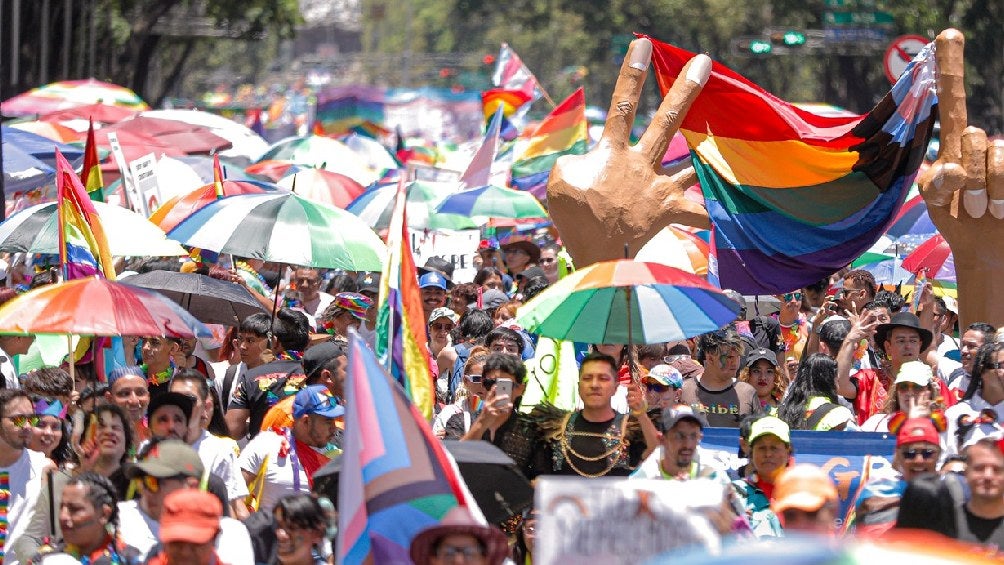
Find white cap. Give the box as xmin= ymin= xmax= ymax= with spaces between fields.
xmin=894 ymin=360 xmax=933 ymax=387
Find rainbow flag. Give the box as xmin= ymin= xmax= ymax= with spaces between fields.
xmin=375 ymin=179 xmax=435 ymax=418
xmin=338 ymin=332 xmax=468 ymax=564
xmin=460 ymin=107 xmax=505 ymax=189
xmin=648 ymin=36 xmax=937 ymax=294
xmin=56 ymin=149 xmax=115 ymax=280
xmin=510 ymin=88 xmax=588 ymax=200
xmin=80 ymin=119 xmax=104 ymax=202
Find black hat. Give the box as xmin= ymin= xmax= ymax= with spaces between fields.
xmin=303 ymin=341 xmax=347 ymax=381
xmin=874 ymin=312 xmax=933 ymax=353
xmin=355 ymin=272 xmax=380 ymax=294
xmin=744 ymin=348 xmax=778 ymax=368
xmin=147 ymin=391 xmax=195 ymax=423
xmin=516 ymin=266 xmax=546 ymax=281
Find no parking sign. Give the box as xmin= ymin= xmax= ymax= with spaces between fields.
xmin=884 ymin=34 xmax=930 ymax=84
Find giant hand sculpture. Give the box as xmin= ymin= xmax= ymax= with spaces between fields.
xmin=547 ymin=39 xmax=711 ymax=267
xmin=917 ymin=30 xmax=1004 ymax=327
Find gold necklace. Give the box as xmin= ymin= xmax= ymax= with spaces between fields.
xmin=558 ymin=412 xmax=629 ymax=478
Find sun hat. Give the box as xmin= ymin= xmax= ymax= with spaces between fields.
xmin=893 ymin=360 xmax=934 ymax=387
xmin=409 ymin=507 xmax=509 ymax=565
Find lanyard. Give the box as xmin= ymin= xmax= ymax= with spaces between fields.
xmin=287 ymin=428 xmax=306 ymax=493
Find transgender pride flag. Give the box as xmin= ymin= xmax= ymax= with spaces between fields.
xmin=337 ymin=332 xmax=469 ymax=564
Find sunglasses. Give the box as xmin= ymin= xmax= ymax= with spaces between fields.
xmin=782 ymin=292 xmax=803 ymax=302
xmin=136 ymin=474 xmax=188 ymax=493
xmin=540 ymin=258 xmax=556 ymax=264
xmin=6 ymin=414 xmax=40 ymax=428
xmin=430 ymin=323 xmax=454 ymax=331
xmin=990 ymin=362 xmax=1004 ymax=370
xmin=645 ymin=382 xmax=670 ymax=393
xmin=900 ymin=448 xmax=938 ymax=461
xmin=467 ymin=374 xmax=483 ymax=384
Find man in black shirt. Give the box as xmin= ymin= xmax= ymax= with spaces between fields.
xmin=957 ymin=436 xmax=1004 ymax=553
xmin=225 ymin=309 xmax=310 ymax=441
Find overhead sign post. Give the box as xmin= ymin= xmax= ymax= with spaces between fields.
xmin=883 ymin=34 xmax=929 ymax=84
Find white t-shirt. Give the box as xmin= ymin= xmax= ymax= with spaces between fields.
xmin=116 ymin=500 xmax=254 ymax=564
xmin=193 ymin=430 xmax=249 ymax=501
xmin=0 ymin=345 xmax=19 ymax=390
xmin=238 ymin=430 xmax=311 ymax=513
xmin=3 ymin=449 xmax=49 ymax=565
xmin=212 ymin=361 xmax=246 ymax=411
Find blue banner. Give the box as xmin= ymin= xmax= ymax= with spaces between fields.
xmin=702 ymin=428 xmax=896 ymax=531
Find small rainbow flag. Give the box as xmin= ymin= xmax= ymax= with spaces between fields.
xmin=648 ymin=35 xmax=937 ymax=294
xmin=375 ymin=179 xmax=435 ymax=418
xmin=56 ymin=149 xmax=115 ymax=280
xmin=510 ymin=87 xmax=588 ymax=200
xmin=338 ymin=332 xmax=468 ymax=564
xmin=80 ymin=118 xmax=104 ymax=202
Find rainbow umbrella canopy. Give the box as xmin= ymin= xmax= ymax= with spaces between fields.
xmin=514 ymin=259 xmax=739 ymax=344
xmin=347 ymin=181 xmax=477 ymax=231
xmin=636 ymin=224 xmax=710 ymax=276
xmin=258 ymin=135 xmax=378 ymax=186
xmin=149 ymin=180 xmax=279 ymax=233
xmin=646 ymin=35 xmax=937 ymax=294
xmin=0 ymin=277 xmax=210 ymax=338
xmin=1 ymin=79 xmax=149 ymax=117
xmin=277 ymin=168 xmax=366 ymax=209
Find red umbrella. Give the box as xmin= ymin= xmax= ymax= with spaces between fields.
xmin=901 ymin=233 xmax=955 ymax=283
xmin=278 ymin=168 xmax=366 ymax=209
xmin=149 ymin=180 xmax=277 ymax=233
xmin=103 ymin=116 xmax=233 ymax=154
xmin=0 ymin=277 xmax=209 ymax=338
xmin=39 ymin=102 xmax=139 ymax=124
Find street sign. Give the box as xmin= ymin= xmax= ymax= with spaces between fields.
xmin=884 ymin=34 xmax=930 ymax=84
xmin=824 ymin=10 xmax=894 ymax=25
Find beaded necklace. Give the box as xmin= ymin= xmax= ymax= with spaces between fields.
xmin=0 ymin=471 xmax=8 ymax=561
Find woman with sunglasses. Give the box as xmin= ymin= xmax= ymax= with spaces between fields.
xmin=434 ymin=348 xmax=489 ymax=440
xmin=642 ymin=365 xmax=683 ymax=409
xmin=861 ymin=360 xmax=946 ymax=433
xmin=855 ymin=412 xmax=943 ymax=535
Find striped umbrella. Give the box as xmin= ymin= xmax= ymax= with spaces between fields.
xmin=0 ymin=201 xmax=187 ymax=257
xmin=515 ymin=259 xmax=739 ymax=344
xmin=258 ymin=135 xmax=377 ymax=186
xmin=245 ymin=160 xmax=306 ymax=182
xmin=1 ymin=79 xmax=149 ymax=117
xmin=0 ymin=277 xmax=210 ymax=338
xmin=636 ymin=225 xmax=710 ymax=276
xmin=167 ymin=192 xmax=386 ymax=271
xmin=149 ymin=180 xmax=278 ymax=233
xmin=278 ymin=168 xmax=366 ymax=209
xmin=435 ymin=184 xmax=548 ymax=221
xmin=347 ymin=181 xmax=477 ymax=231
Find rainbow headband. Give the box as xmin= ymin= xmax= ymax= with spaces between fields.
xmin=34 ymin=398 xmax=68 ymax=419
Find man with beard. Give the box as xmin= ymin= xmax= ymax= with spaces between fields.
xmin=631 ymin=404 xmax=730 ymax=486
xmin=0 ymin=389 xmax=48 ymax=564
xmin=947 ymin=322 xmax=996 ymax=400
xmin=147 ymin=392 xmax=196 ymax=442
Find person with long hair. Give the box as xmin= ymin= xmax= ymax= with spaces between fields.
xmin=434 ymin=347 xmax=490 ymax=440
xmin=945 ymin=341 xmax=1004 ymax=457
xmin=777 ymin=353 xmax=856 ymax=431
xmin=738 ymin=349 xmax=788 ymax=411
xmin=437 ymin=309 xmax=494 ymax=404
xmin=861 ymin=361 xmax=946 ymax=432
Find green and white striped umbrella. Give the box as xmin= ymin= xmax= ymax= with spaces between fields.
xmin=167 ymin=192 xmax=386 ymax=270
xmin=347 ymin=181 xmax=477 ymax=231
xmin=434 ymin=184 xmax=548 ymax=220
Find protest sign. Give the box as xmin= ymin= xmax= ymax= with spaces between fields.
xmin=535 ymin=477 xmax=722 ymax=565
xmin=410 ymin=228 xmax=480 ymax=283
xmin=128 ymin=153 xmax=160 ymax=216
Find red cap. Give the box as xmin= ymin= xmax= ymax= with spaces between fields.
xmin=896 ymin=417 xmax=940 ymax=448
xmin=159 ymin=489 xmax=222 ymax=544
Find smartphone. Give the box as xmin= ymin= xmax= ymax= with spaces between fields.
xmin=494 ymin=379 xmax=514 ymax=401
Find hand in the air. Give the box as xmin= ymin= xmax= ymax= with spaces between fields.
xmin=547 ymin=38 xmax=712 ymax=267
xmin=917 ymin=29 xmax=1004 ymax=326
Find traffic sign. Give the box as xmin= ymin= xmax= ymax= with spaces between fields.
xmin=824 ymin=10 xmax=894 ymax=26
xmin=883 ymin=34 xmax=929 ymax=84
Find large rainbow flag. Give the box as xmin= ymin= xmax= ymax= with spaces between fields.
xmin=56 ymin=149 xmax=115 ymax=280
xmin=510 ymin=88 xmax=588 ymax=200
xmin=337 ymin=332 xmax=468 ymax=564
xmin=647 ymin=36 xmax=937 ymax=294
xmin=375 ymin=179 xmax=435 ymax=419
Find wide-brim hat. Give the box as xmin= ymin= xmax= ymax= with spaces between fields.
xmin=409 ymin=508 xmax=509 ymax=565
xmin=500 ymin=238 xmax=541 ymax=264
xmin=874 ymin=312 xmax=933 ymax=353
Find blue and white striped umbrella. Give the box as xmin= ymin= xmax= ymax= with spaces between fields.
xmin=168 ymin=192 xmax=386 ymax=270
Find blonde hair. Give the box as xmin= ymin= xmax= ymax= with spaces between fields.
xmin=455 ymin=346 xmax=490 ymax=401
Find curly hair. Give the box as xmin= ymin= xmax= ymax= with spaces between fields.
xmin=738 ymin=359 xmax=790 ymax=405
xmin=66 ymin=472 xmax=120 ymax=528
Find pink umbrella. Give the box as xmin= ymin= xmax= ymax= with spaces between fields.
xmin=278 ymin=168 xmax=366 ymax=209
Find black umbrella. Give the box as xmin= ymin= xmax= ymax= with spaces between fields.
xmin=313 ymin=440 xmax=533 ymax=525
xmin=123 ymin=270 xmax=266 ymax=326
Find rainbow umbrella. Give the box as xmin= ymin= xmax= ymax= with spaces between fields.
xmin=339 ymin=132 xmax=399 ymax=173
xmin=636 ymin=224 xmax=710 ymax=276
xmin=167 ymin=192 xmax=386 ymax=270
xmin=278 ymin=168 xmax=366 ymax=209
xmin=901 ymin=233 xmax=955 ymax=284
xmin=515 ymin=259 xmax=739 ymax=344
xmin=1 ymin=79 xmax=149 ymax=117
xmin=347 ymin=181 xmax=477 ymax=231
xmin=8 ymin=121 xmax=81 ymax=143
xmin=0 ymin=277 xmax=210 ymax=338
xmin=149 ymin=180 xmax=278 ymax=233
xmin=435 ymin=184 xmax=548 ymax=221
xmin=245 ymin=160 xmax=306 ymax=181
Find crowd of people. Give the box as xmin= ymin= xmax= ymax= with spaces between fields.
xmin=0 ymin=231 xmax=1002 ymax=564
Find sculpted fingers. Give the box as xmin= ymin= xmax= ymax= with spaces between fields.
xmin=601 ymin=38 xmax=652 ymax=149
xmin=919 ymin=29 xmax=968 ymax=207
xmin=960 ymin=127 xmax=988 ymax=217
xmin=988 ymin=140 xmax=1004 ymax=218
xmin=636 ymin=54 xmax=712 ymax=165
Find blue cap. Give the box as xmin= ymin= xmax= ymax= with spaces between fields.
xmin=418 ymin=271 xmax=448 ymax=290
xmin=293 ymin=384 xmax=344 ymax=419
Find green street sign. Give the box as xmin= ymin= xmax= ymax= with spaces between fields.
xmin=749 ymin=39 xmax=772 ymax=54
xmin=824 ymin=10 xmax=894 ymax=25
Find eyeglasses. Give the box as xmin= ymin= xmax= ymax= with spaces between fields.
xmin=989 ymin=362 xmax=1004 ymax=370
xmin=5 ymin=414 xmax=40 ymax=428
xmin=782 ymin=292 xmax=803 ymax=302
xmin=294 ymin=277 xmax=320 ymax=286
xmin=896 ymin=383 xmax=926 ymax=393
xmin=136 ymin=474 xmax=188 ymax=493
xmin=540 ymin=258 xmax=556 ymax=264
xmin=900 ymin=448 xmax=938 ymax=461
xmin=430 ymin=323 xmax=454 ymax=332
xmin=436 ymin=545 xmax=485 ymax=559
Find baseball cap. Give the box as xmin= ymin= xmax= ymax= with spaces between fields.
xmin=146 ymin=391 xmax=195 ymax=423
xmin=482 ymin=289 xmax=508 ymax=309
xmin=771 ymin=464 xmax=838 ymax=514
xmin=645 ymin=365 xmax=683 ymax=389
xmin=334 ymin=292 xmax=373 ymax=320
xmin=894 ymin=360 xmax=933 ymax=387
xmin=293 ymin=384 xmax=345 ymax=419
xmin=745 ymin=348 xmax=778 ymax=368
xmin=303 ymin=341 xmax=346 ymax=381
xmin=429 ymin=307 xmax=459 ymax=325
xmin=896 ymin=417 xmax=940 ymax=448
xmin=749 ymin=416 xmax=791 ymax=446
xmin=418 ymin=271 xmax=448 ymax=290
xmin=515 ymin=266 xmax=546 ymax=281
xmin=355 ymin=272 xmax=381 ymax=294
xmin=126 ymin=439 xmax=204 ymax=479
xmin=159 ymin=489 xmax=223 ymax=544
xmin=661 ymin=404 xmax=709 ymax=431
